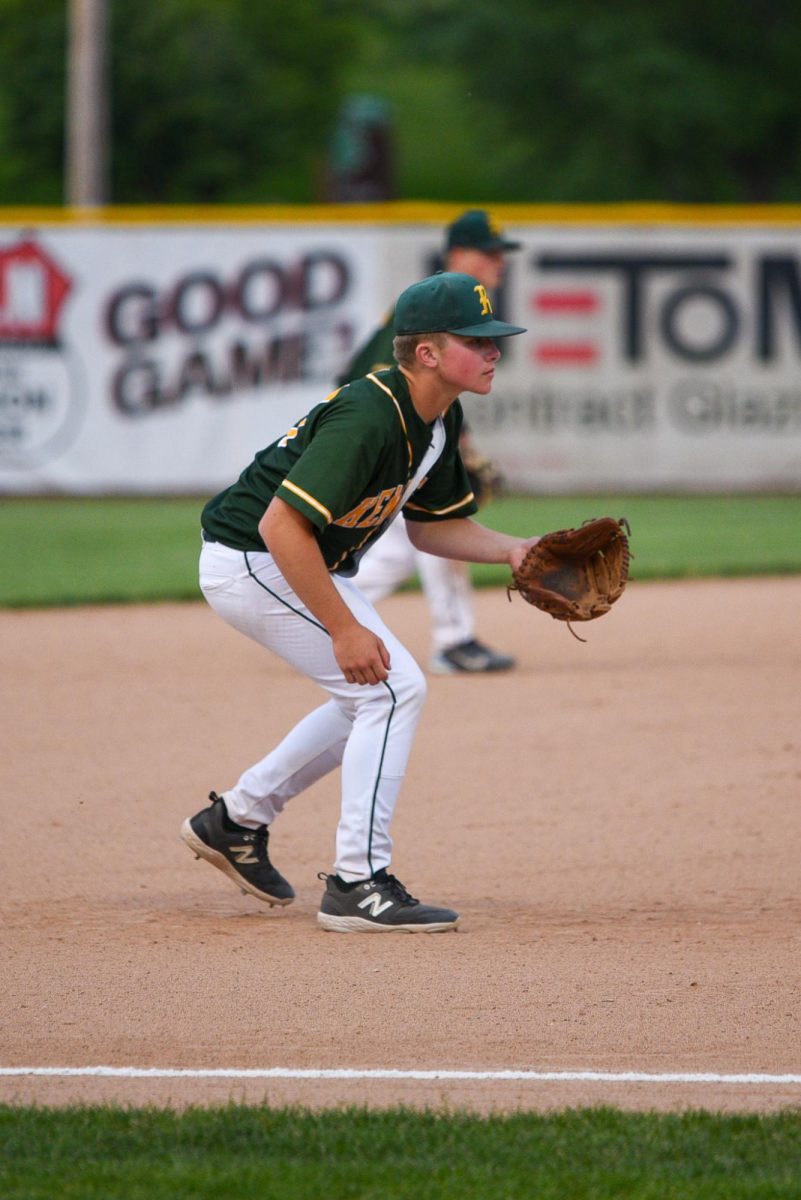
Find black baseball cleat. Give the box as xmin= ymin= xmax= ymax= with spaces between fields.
xmin=317 ymin=868 xmax=459 ymax=933
xmin=430 ymin=638 xmax=516 ymax=675
xmin=180 ymin=792 xmax=294 ymax=906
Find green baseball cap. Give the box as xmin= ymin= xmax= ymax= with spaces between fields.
xmin=394 ymin=272 xmax=527 ymax=338
xmin=446 ymin=209 xmax=521 ymax=252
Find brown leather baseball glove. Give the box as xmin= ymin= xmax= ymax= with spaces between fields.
xmin=508 ymin=517 xmax=631 ymax=640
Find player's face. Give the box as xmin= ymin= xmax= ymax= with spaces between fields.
xmin=447 ymin=247 xmax=507 ymax=290
xmin=436 ymin=334 xmax=502 ymax=394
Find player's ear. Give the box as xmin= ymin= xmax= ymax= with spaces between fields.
xmin=415 ymin=337 xmax=440 ymax=368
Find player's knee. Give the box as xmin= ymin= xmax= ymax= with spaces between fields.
xmin=393 ymin=658 xmax=427 ymax=712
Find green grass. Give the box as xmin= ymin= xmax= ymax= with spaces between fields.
xmin=0 ymin=496 xmax=203 ymax=607
xmin=1 ymin=494 xmax=799 ymax=608
xmin=2 ymin=1104 xmax=801 ymax=1199
xmin=471 ymin=493 xmax=801 ymax=588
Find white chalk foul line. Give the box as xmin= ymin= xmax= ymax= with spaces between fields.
xmin=2 ymin=1067 xmax=801 ymax=1085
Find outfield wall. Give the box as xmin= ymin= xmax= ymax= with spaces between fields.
xmin=1 ymin=203 xmax=800 ymax=494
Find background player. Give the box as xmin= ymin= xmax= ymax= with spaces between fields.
xmin=337 ymin=209 xmax=521 ymax=675
xmin=182 ymin=271 xmax=538 ymax=933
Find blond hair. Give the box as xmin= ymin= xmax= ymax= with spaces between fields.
xmin=392 ymin=332 xmax=447 ymax=368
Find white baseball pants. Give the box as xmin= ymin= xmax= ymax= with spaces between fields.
xmin=355 ymin=519 xmax=475 ymax=653
xmin=199 ymin=540 xmax=427 ymax=881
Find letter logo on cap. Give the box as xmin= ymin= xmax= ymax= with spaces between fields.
xmin=474 ymin=284 xmax=492 ymax=316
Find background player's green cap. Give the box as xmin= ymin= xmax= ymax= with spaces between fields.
xmin=394 ymin=272 xmax=527 ymax=338
xmin=446 ymin=209 xmax=521 ymax=252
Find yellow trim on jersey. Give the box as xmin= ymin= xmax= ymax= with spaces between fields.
xmin=329 ymin=526 xmax=376 ymax=574
xmin=367 ymin=372 xmax=413 ymax=472
xmin=280 ymin=480 xmax=333 ymax=524
xmin=405 ymin=492 xmax=475 ymax=516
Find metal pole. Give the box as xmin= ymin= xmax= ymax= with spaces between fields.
xmin=65 ymin=0 xmax=109 ymax=207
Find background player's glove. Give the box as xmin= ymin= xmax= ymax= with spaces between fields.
xmin=508 ymin=517 xmax=631 ymax=640
xmin=463 ymin=449 xmax=504 ymax=507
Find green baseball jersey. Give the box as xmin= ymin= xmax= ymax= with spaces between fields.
xmin=202 ymin=367 xmax=478 ymax=575
xmin=336 ymin=309 xmax=395 ymax=386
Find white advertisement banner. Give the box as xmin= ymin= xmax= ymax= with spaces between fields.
xmin=0 ymin=223 xmax=382 ymax=493
xmin=466 ymin=226 xmax=801 ymax=493
xmin=1 ymin=214 xmax=800 ymax=494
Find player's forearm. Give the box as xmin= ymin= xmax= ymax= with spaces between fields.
xmin=260 ymin=498 xmax=391 ymax=684
xmin=406 ymin=517 xmax=530 ymax=566
xmin=259 ymin=499 xmax=357 ymax=636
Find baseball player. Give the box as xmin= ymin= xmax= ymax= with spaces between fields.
xmin=182 ymin=271 xmax=537 ymax=933
xmin=338 ymin=210 xmax=521 ymax=675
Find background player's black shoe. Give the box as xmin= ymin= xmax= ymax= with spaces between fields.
xmin=317 ymin=868 xmax=459 ymax=933
xmin=181 ymin=792 xmax=294 ymax=906
xmin=430 ymin=638 xmax=515 ymax=674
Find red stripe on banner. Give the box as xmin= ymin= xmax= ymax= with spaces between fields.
xmin=534 ymin=342 xmax=599 ymax=365
xmin=532 ymin=290 xmax=600 ymax=313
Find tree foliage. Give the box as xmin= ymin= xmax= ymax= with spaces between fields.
xmin=0 ymin=0 xmax=66 ymax=202
xmin=405 ymin=0 xmax=801 ymax=202
xmin=0 ymin=0 xmax=799 ymax=204
xmin=0 ymin=0 xmax=354 ymax=204
xmin=110 ymin=0 xmax=353 ymax=202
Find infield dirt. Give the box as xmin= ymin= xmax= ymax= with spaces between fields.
xmin=2 ymin=578 xmax=800 ymax=1113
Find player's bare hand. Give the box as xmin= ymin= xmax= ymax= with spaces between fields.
xmin=509 ymin=536 xmax=540 ymax=575
xmin=334 ymin=625 xmax=391 ymax=686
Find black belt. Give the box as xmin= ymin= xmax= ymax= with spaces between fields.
xmin=201 ymin=530 xmax=264 ymax=553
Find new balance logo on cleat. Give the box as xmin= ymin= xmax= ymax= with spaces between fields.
xmin=229 ymin=844 xmax=259 ymax=865
xmin=358 ymin=893 xmax=394 ymax=917
xmin=180 ymin=792 xmax=295 ymax=907
xmin=317 ymin=868 xmax=459 ymax=934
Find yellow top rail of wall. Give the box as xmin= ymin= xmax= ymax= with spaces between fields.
xmin=1 ymin=201 xmax=801 ymax=227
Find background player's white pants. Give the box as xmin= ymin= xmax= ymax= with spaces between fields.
xmin=355 ymin=519 xmax=474 ymax=653
xmin=199 ymin=540 xmax=427 ymax=881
